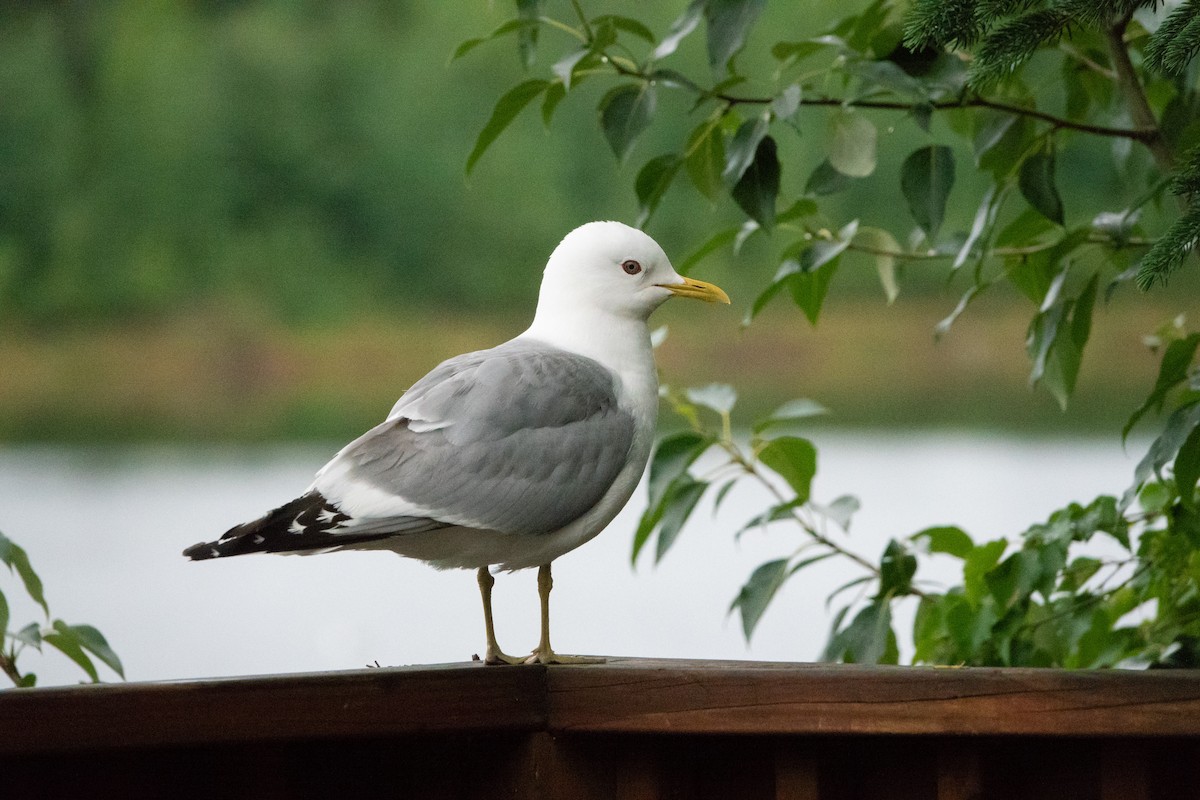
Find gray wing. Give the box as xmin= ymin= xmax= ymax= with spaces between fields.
xmin=316 ymin=339 xmax=636 ymax=535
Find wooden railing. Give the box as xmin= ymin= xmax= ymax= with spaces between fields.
xmin=3 ymin=658 xmax=1199 ymax=798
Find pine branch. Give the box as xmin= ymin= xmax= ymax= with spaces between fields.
xmin=968 ymin=9 xmax=1072 ymax=88
xmin=1136 ymin=202 xmax=1200 ymax=288
xmin=1145 ymin=0 xmax=1200 ymax=76
xmin=904 ymin=0 xmax=984 ymax=49
xmin=1137 ymin=145 xmax=1200 ymax=288
xmin=1052 ymin=0 xmax=1154 ymax=29
xmin=1171 ymin=145 xmax=1200 ymax=195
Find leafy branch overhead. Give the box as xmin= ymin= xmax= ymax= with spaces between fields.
xmin=460 ymin=0 xmax=1199 ymax=304
xmin=461 ymin=0 xmax=1200 ymax=667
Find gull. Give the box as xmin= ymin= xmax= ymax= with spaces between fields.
xmin=183 ymin=221 xmax=729 ymax=664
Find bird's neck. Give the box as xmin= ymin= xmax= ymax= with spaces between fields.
xmin=520 ymin=306 xmax=656 ymax=390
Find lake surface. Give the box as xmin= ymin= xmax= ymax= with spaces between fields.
xmin=0 ymin=432 xmax=1143 ymax=686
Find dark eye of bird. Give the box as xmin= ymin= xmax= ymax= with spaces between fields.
xmin=622 ymin=259 xmax=642 ymax=275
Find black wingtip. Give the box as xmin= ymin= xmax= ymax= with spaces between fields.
xmin=183 ymin=541 xmax=221 ymax=560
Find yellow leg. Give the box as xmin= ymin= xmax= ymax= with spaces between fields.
xmin=477 ymin=567 xmax=521 ymax=665
xmin=524 ymin=563 xmax=603 ymax=665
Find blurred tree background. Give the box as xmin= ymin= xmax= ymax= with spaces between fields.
xmin=0 ymin=0 xmax=1194 ymax=441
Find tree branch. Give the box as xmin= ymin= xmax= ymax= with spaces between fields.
xmin=614 ymin=60 xmax=1158 ymax=143
xmin=1105 ymin=14 xmax=1174 ymax=170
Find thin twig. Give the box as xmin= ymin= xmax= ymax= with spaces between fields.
xmin=608 ymin=59 xmax=1158 ymax=143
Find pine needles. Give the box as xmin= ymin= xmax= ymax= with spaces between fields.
xmin=1145 ymin=0 xmax=1200 ymax=76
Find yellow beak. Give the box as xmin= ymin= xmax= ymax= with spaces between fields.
xmin=658 ymin=276 xmax=731 ymax=304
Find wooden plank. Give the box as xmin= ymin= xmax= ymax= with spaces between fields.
xmin=4 ymin=657 xmax=1200 ymax=760
xmin=545 ymin=659 xmax=1200 ymax=736
xmin=0 ymin=662 xmax=545 ymax=755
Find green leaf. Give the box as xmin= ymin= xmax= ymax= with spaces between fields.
xmin=0 ymin=531 xmax=48 ymax=617
xmin=850 ymin=58 xmax=926 ymax=100
xmin=15 ymin=621 xmax=41 ymax=648
xmin=1138 ymin=481 xmax=1172 ymax=514
xmin=686 ymin=383 xmax=737 ymax=415
xmin=0 ymin=589 xmax=8 ymax=644
xmin=973 ymin=111 xmax=1017 ymax=163
xmin=986 ymin=550 xmax=1041 ymax=610
xmin=818 ymin=495 xmax=860 ymax=530
xmin=516 ymin=0 xmax=540 ymax=68
xmin=954 ymin=183 xmax=1007 ymax=271
xmin=945 ymin=593 xmax=998 ymax=658
xmin=771 ymin=83 xmax=802 ymax=129
xmin=977 ymin=113 xmax=1031 ymax=179
xmin=1128 ymin=402 xmax=1200 ymax=505
xmin=722 ymin=115 xmax=770 ymax=186
xmin=825 ymin=110 xmax=877 ymax=178
xmin=912 ymin=526 xmax=974 ymax=559
xmin=43 ymin=620 xmax=99 ymax=683
xmin=778 ymin=198 xmax=819 ymax=224
xmin=452 ymin=19 xmax=536 ymax=62
xmin=1045 ymin=273 xmax=1097 ymax=408
xmin=466 ymin=79 xmax=550 ymax=174
xmin=71 ymin=624 xmax=124 ymax=679
xmin=1124 ymin=333 xmax=1200 ymax=441
xmin=787 ymin=257 xmax=839 ymax=326
xmin=599 ymin=83 xmax=657 ymax=162
xmin=646 ymin=431 xmax=713 ymax=514
xmin=1006 ymin=228 xmax=1089 ymax=305
xmin=552 ymin=47 xmax=592 ymax=89
xmin=705 ymin=0 xmax=767 ymax=73
xmin=934 ymin=283 xmax=984 ymax=339
xmin=963 ymin=540 xmax=1007 ymax=607
xmin=823 ymin=600 xmax=898 ymax=664
xmin=1176 ymin=424 xmax=1200 ymax=511
xmin=592 ymin=14 xmax=656 ymax=44
xmin=900 ymin=145 xmax=955 ymax=238
xmin=1018 ymin=150 xmax=1065 ymax=225
xmin=912 ymin=595 xmax=945 ymax=663
xmin=541 ymin=81 xmax=566 ymax=127
xmin=1059 ymin=556 xmax=1103 ymax=593
xmin=1026 ymin=271 xmax=1098 ymax=409
xmin=731 ymin=135 xmax=780 ymax=229
xmin=772 ymin=220 xmax=856 ymax=325
xmin=735 ymin=500 xmax=804 ymax=538
xmin=730 ymin=558 xmax=789 ymax=639
xmin=635 ymin=153 xmax=682 ymax=227
xmin=1026 ymin=270 xmax=1097 ymax=408
xmin=805 ymin=159 xmax=851 ymax=196
xmin=685 ymin=120 xmax=726 ymax=201
xmin=712 ymin=478 xmax=739 ymax=515
xmin=654 ymin=478 xmax=708 ymax=562
xmin=653 ymin=0 xmax=704 ymax=60
xmin=758 ymin=436 xmax=817 ymax=502
xmin=852 ymin=226 xmax=901 ymax=304
xmin=879 ymin=539 xmax=917 ymax=595
xmin=752 ymin=398 xmax=829 ymax=434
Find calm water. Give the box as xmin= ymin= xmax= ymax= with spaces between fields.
xmin=0 ymin=433 xmax=1142 ymax=686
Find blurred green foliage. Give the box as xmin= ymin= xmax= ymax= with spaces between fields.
xmin=7 ymin=0 xmax=1186 ymax=330
xmin=0 ymin=0 xmax=737 ymax=325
